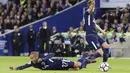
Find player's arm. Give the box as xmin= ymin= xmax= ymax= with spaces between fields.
xmin=87 ymin=0 xmax=95 ymax=14
xmin=40 ymin=53 xmax=55 ymax=60
xmin=10 ymin=62 xmax=32 ymax=70
xmin=95 ymin=24 xmax=106 ymax=34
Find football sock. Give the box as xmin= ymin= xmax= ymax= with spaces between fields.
xmin=88 ymin=52 xmax=101 ymax=60
xmin=103 ymin=49 xmax=109 ymax=62
xmin=78 ymin=54 xmax=87 ymax=69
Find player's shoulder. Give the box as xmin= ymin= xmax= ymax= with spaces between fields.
xmin=85 ymin=9 xmax=91 ymax=14
xmin=85 ymin=9 xmax=94 ymax=15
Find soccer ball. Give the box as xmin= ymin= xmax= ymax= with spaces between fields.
xmin=99 ymin=62 xmax=110 ymax=72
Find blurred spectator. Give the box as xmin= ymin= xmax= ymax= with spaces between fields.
xmin=102 ymin=11 xmax=111 ymax=23
xmin=0 ymin=25 xmax=4 ymax=34
xmin=115 ymin=7 xmax=122 ymax=23
xmin=38 ymin=21 xmax=51 ymax=54
xmin=68 ymin=26 xmax=74 ymax=34
xmin=78 ymin=26 xmax=85 ymax=34
xmin=27 ymin=15 xmax=33 ymax=23
xmin=66 ymin=31 xmax=73 ymax=41
xmin=0 ymin=0 xmax=80 ymax=34
xmin=121 ymin=8 xmax=129 ymax=21
xmin=46 ymin=7 xmax=54 ymax=16
xmin=50 ymin=1 xmax=56 ymax=15
xmin=5 ymin=16 xmax=12 ymax=29
xmin=71 ymin=32 xmax=82 ymax=55
xmin=52 ymin=26 xmax=57 ymax=35
xmin=71 ymin=32 xmax=81 ymax=45
xmin=59 ymin=0 xmax=71 ymax=9
xmin=110 ymin=11 xmax=118 ymax=24
xmin=111 ymin=19 xmax=118 ymax=31
xmin=31 ymin=7 xmax=37 ymax=21
xmin=37 ymin=12 xmax=43 ymax=20
xmin=27 ymin=3 xmax=32 ymax=15
xmin=21 ymin=14 xmax=28 ymax=26
xmin=54 ymin=39 xmax=65 ymax=56
xmin=109 ymin=33 xmax=117 ymax=44
xmin=16 ymin=20 xmax=21 ymax=27
xmin=12 ymin=26 xmax=23 ymax=56
xmin=119 ymin=33 xmax=126 ymax=43
xmin=27 ymin=25 xmax=36 ymax=54
xmin=56 ymin=2 xmax=63 ymax=13
xmin=116 ymin=26 xmax=123 ymax=38
xmin=80 ymin=20 xmax=84 ymax=28
xmin=72 ymin=38 xmax=84 ymax=56
xmin=10 ymin=19 xmax=16 ymax=28
xmin=56 ymin=33 xmax=64 ymax=43
xmin=20 ymin=0 xmax=27 ymax=8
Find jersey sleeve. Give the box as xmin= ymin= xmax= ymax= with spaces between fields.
xmin=15 ymin=62 xmax=32 ymax=70
xmin=40 ymin=53 xmax=55 ymax=60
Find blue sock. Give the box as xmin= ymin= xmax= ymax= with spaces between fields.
xmin=82 ymin=60 xmax=88 ymax=68
xmin=88 ymin=52 xmax=101 ymax=60
xmin=78 ymin=55 xmax=87 ymax=69
xmin=103 ymin=49 xmax=109 ymax=62
xmin=78 ymin=55 xmax=87 ymax=63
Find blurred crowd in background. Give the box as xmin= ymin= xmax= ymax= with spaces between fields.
xmin=0 ymin=0 xmax=81 ymax=34
xmin=97 ymin=4 xmax=130 ymax=44
xmin=6 ymin=0 xmax=83 ymax=56
xmin=0 ymin=0 xmax=130 ymax=56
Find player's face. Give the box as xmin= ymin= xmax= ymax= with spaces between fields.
xmin=29 ymin=54 xmax=39 ymax=63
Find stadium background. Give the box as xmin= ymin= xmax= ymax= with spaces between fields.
xmin=0 ymin=0 xmax=130 ymax=73
xmin=0 ymin=0 xmax=101 ymax=56
xmin=0 ymin=0 xmax=129 ymax=57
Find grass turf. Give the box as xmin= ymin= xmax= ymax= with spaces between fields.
xmin=0 ymin=57 xmax=130 ymax=73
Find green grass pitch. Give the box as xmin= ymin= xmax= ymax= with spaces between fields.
xmin=0 ymin=57 xmax=130 ymax=73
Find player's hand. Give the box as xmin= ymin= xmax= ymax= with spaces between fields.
xmin=9 ymin=66 xmax=14 ymax=70
xmin=103 ymin=31 xmax=107 ymax=36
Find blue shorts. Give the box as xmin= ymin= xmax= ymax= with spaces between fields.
xmin=86 ymin=34 xmax=105 ymax=50
xmin=55 ymin=58 xmax=75 ymax=70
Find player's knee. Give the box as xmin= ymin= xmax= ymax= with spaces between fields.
xmin=102 ymin=42 xmax=110 ymax=48
xmin=74 ymin=62 xmax=81 ymax=68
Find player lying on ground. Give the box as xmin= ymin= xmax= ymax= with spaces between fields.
xmin=84 ymin=0 xmax=110 ymax=63
xmin=9 ymin=51 xmax=96 ymax=70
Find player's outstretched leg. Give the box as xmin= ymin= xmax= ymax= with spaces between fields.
xmin=86 ymin=34 xmax=103 ymax=60
xmin=77 ymin=52 xmax=97 ymax=69
xmin=88 ymin=48 xmax=103 ymax=60
xmin=82 ymin=58 xmax=97 ymax=68
xmin=77 ymin=52 xmax=88 ymax=69
xmin=102 ymin=42 xmax=110 ymax=62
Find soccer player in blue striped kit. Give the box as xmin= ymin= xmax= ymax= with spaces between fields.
xmin=84 ymin=0 xmax=110 ymax=63
xmin=9 ymin=51 xmax=95 ymax=70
